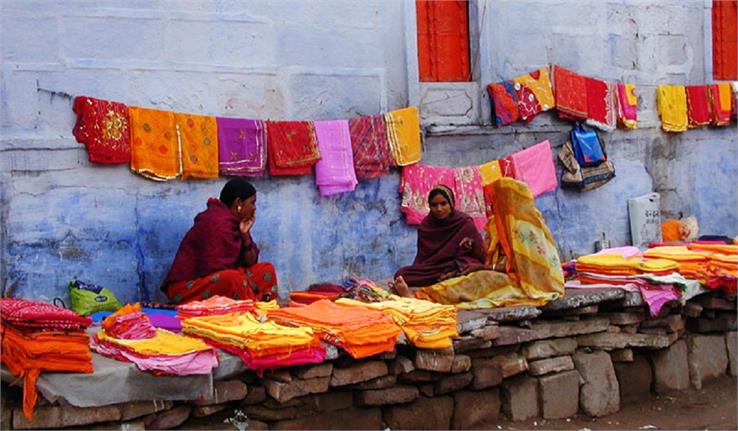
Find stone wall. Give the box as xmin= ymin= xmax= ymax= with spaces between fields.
xmin=1 ymin=0 xmax=736 ymax=303
xmin=2 ymin=289 xmax=735 ymax=430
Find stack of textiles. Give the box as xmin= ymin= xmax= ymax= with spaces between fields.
xmin=181 ymin=312 xmax=324 ymax=372
xmin=177 ymin=295 xmax=256 ymax=319
xmin=643 ymin=246 xmax=709 ymax=280
xmin=688 ymin=243 xmax=738 ymax=294
xmin=336 ymin=294 xmax=457 ymax=349
xmin=269 ymin=299 xmax=402 ymax=359
xmin=91 ymin=303 xmax=218 ymax=376
xmin=0 ymin=298 xmax=94 ymax=420
xmin=289 ymin=280 xmax=391 ymax=305
xmin=567 ymin=249 xmax=700 ymax=316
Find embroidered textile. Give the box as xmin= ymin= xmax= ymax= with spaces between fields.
xmin=552 ymin=65 xmax=588 ymax=120
xmin=615 ymin=83 xmax=638 ymax=129
xmin=73 ymin=96 xmax=131 ymax=164
xmin=513 ymin=67 xmax=555 ymax=121
xmin=584 ymin=77 xmax=616 ymax=131
xmin=129 ymin=106 xmax=181 ymax=180
xmin=487 ymin=81 xmax=520 ymax=126
xmin=657 ymin=85 xmax=688 ymax=132
xmin=174 ymin=113 xmax=219 ymax=179
xmin=217 ymin=118 xmax=267 ymax=176
xmin=685 ymin=85 xmax=711 ymax=127
xmin=266 ymin=121 xmax=321 ymax=176
xmin=348 ymin=114 xmax=393 ymax=180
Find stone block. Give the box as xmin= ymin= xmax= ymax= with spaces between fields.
xmin=295 ymin=363 xmax=333 ymax=380
xmin=331 ymin=361 xmax=388 ymax=387
xmin=684 ymin=303 xmax=703 ymax=318
xmin=471 ymin=358 xmax=504 ymax=390
xmin=191 ymin=403 xmax=230 ymax=418
xmin=538 ymin=370 xmax=580 ymax=419
xmin=500 ymin=375 xmax=539 ymax=421
xmin=687 ymin=335 xmax=729 ymax=389
xmin=89 ymin=419 xmax=146 ymax=430
xmin=610 ymin=349 xmax=634 ymax=362
xmin=242 ymin=385 xmax=266 ymax=405
xmin=268 ymin=369 xmax=293 ymax=383
xmin=245 ymin=404 xmax=303 ymax=421
xmin=640 ymin=314 xmax=685 ymax=333
xmin=1 ymin=406 xmax=10 ymax=431
xmin=492 ymin=326 xmax=538 ymax=346
xmin=418 ymin=384 xmax=435 ymax=397
xmin=452 ymin=335 xmax=492 ymax=353
xmin=434 ymin=372 xmax=473 ymax=395
xmin=690 ymin=314 xmax=737 ymax=333
xmin=383 ymin=395 xmax=454 ymax=430
xmin=415 ymin=348 xmax=455 ymax=372
xmin=613 ymin=353 xmax=653 ymax=404
xmin=195 ymin=380 xmax=248 ymax=406
xmin=264 ymin=376 xmax=330 ymax=403
xmin=574 ymin=351 xmax=620 ymax=417
xmin=529 ymin=355 xmax=574 ymax=376
xmin=353 ymin=374 xmax=398 ymax=390
xmin=144 ymin=405 xmax=191 ymax=430
xmin=457 ymin=311 xmax=489 ymax=333
xmin=451 ymin=389 xmax=501 ymax=429
xmin=576 ymin=332 xmax=673 ymax=350
xmin=547 ymin=305 xmax=599 ymax=317
xmin=451 ymin=355 xmax=472 ymax=373
xmin=12 ymin=405 xmax=121 ymax=429
xmin=388 ymin=356 xmax=415 ymax=375
xmin=544 ymin=288 xmax=624 ymax=311
xmin=651 ymin=339 xmax=690 ymax=394
xmin=355 ymin=386 xmax=419 ymax=406
xmin=522 ymin=338 xmax=578 ymax=360
xmin=119 ymin=400 xmax=172 ymax=421
xmin=273 ymin=406 xmax=382 ymax=430
xmin=419 ymin=82 xmax=480 ymax=126
xmin=529 ymin=318 xmax=610 ymax=339
xmin=470 ymin=325 xmax=499 ymax=341
xmin=467 ymin=345 xmax=520 ymax=358
xmin=478 ymin=306 xmax=541 ymax=322
xmin=697 ymin=296 xmax=736 ymax=310
xmin=603 ymin=311 xmax=647 ymax=325
xmin=493 ymin=353 xmax=529 ymax=378
xmin=726 ymin=331 xmax=737 ymax=376
xmin=304 ymin=391 xmax=355 ymax=412
xmin=399 ymin=370 xmax=441 ymax=383
xmin=607 ymin=325 xmax=622 ymax=333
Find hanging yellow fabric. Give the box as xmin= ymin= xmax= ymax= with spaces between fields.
xmin=385 ymin=106 xmax=422 ymax=166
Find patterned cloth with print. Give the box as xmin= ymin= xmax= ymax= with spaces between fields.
xmin=73 ymin=96 xmax=131 ymax=164
xmin=348 ymin=114 xmax=394 ymax=180
xmin=615 ymin=83 xmax=638 ymax=129
xmin=685 ymin=85 xmax=711 ymax=128
xmin=552 ymin=65 xmax=588 ymax=121
xmin=513 ymin=67 xmax=555 ymax=121
xmin=266 ymin=120 xmax=321 ymax=176
xmin=487 ymin=81 xmax=520 ymax=126
xmin=174 ymin=113 xmax=219 ymax=179
xmin=217 ymin=118 xmax=267 ymax=176
xmin=584 ymin=77 xmax=616 ymax=131
xmin=129 ymin=106 xmax=181 ymax=180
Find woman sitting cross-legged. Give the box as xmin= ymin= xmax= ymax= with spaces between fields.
xmin=163 ymin=178 xmax=278 ymax=304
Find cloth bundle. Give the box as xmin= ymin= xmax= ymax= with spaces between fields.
xmin=181 ymin=312 xmax=324 ymax=371
xmin=336 ymin=294 xmax=458 ymax=349
xmin=177 ymin=296 xmax=256 ymax=319
xmin=615 ymin=83 xmax=638 ymax=129
xmin=268 ymin=299 xmax=402 ymax=359
xmin=643 ymin=246 xmax=709 ymax=280
xmin=685 ymin=85 xmax=711 ymax=128
xmin=0 ymin=298 xmax=94 ymax=420
xmin=688 ymin=243 xmax=738 ymax=294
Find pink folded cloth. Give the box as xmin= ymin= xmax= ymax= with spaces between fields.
xmin=509 ymin=140 xmax=557 ymax=197
xmin=90 ymin=337 xmax=219 ymax=375
xmin=595 ymin=246 xmax=642 ymax=259
xmin=314 ymin=120 xmax=358 ymax=196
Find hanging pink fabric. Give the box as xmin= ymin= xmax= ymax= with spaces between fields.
xmin=452 ymin=166 xmax=487 ymax=231
xmin=509 ymin=140 xmax=557 ymax=197
xmin=615 ymin=83 xmax=638 ymax=129
xmin=400 ymin=164 xmax=456 ymax=225
xmin=314 ymin=120 xmax=358 ymax=196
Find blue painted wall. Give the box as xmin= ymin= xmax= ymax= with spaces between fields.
xmin=1 ymin=0 xmax=736 ymax=304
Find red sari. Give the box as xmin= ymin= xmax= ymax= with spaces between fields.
xmin=164 ymin=199 xmax=278 ymax=303
xmin=395 ymin=210 xmax=485 ymax=287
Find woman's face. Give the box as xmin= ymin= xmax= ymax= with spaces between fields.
xmin=237 ymin=195 xmax=257 ymax=220
xmin=429 ymin=194 xmax=452 ymax=220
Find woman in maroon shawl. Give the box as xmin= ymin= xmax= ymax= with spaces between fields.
xmin=163 ymin=179 xmax=278 ymax=304
xmin=393 ymin=185 xmax=486 ymax=295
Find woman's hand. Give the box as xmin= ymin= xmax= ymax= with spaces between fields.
xmin=240 ymin=216 xmax=255 ymax=238
xmin=459 ymin=236 xmax=474 ymax=250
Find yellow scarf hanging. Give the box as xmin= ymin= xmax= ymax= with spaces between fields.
xmin=385 ymin=106 xmax=422 ymax=166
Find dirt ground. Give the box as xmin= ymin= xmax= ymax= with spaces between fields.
xmin=497 ymin=376 xmax=737 ymax=431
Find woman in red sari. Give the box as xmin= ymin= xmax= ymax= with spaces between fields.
xmin=163 ymin=179 xmax=278 ymax=304
xmin=393 ymin=185 xmax=487 ymax=295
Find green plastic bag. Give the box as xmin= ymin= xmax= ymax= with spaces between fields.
xmin=69 ymin=279 xmax=122 ymax=316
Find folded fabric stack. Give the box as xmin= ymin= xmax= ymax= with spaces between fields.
xmin=181 ymin=312 xmax=325 ymax=371
xmin=177 ymin=295 xmax=256 ymax=319
xmin=0 ymin=298 xmax=94 ymax=420
xmin=688 ymin=243 xmax=738 ymax=294
xmin=575 ymin=253 xmax=679 ymax=277
xmin=336 ymin=295 xmax=458 ymax=349
xmin=268 ymin=299 xmax=402 ymax=359
xmin=643 ymin=246 xmax=710 ymax=280
xmin=91 ymin=303 xmax=219 ymax=376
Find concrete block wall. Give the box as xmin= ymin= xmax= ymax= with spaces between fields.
xmin=1 ymin=0 xmax=736 ymax=303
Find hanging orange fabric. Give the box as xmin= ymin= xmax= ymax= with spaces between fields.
xmin=174 ymin=113 xmax=219 ymax=179
xmin=129 ymin=106 xmax=181 ymax=180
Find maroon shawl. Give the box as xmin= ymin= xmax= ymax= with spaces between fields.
xmin=164 ymin=198 xmax=259 ymax=285
xmin=395 ymin=210 xmax=485 ymax=287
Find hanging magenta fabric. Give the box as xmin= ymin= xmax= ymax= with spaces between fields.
xmin=348 ymin=114 xmax=393 ymax=181
xmin=487 ymin=81 xmax=520 ymax=126
xmin=452 ymin=166 xmax=487 ymax=231
xmin=314 ymin=120 xmax=358 ymax=196
xmin=216 ymin=118 xmax=267 ymax=176
xmin=266 ymin=121 xmax=321 ymax=176
xmin=615 ymin=83 xmax=638 ymax=129
xmin=584 ymin=77 xmax=616 ymax=131
xmin=685 ymin=85 xmax=711 ymax=127
xmin=73 ymin=96 xmax=131 ymax=164
xmin=509 ymin=140 xmax=558 ymax=197
xmin=400 ymin=163 xmax=456 ymax=225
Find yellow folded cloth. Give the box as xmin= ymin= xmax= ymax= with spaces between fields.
xmin=97 ymin=328 xmax=210 ymax=356
xmin=385 ymin=106 xmax=422 ymax=166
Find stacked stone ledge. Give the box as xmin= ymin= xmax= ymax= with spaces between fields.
xmin=2 ymin=289 xmax=736 ymax=429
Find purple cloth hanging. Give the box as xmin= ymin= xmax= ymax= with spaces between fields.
xmin=314 ymin=120 xmax=358 ymax=196
xmin=216 ymin=118 xmax=267 ymax=176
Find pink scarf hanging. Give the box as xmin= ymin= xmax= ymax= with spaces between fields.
xmin=400 ymin=164 xmax=456 ymax=225
xmin=452 ymin=166 xmax=487 ymax=231
xmin=509 ymin=140 xmax=558 ymax=197
xmin=314 ymin=120 xmax=358 ymax=197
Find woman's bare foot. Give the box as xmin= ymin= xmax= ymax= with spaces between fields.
xmin=392 ymin=276 xmax=413 ymax=297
